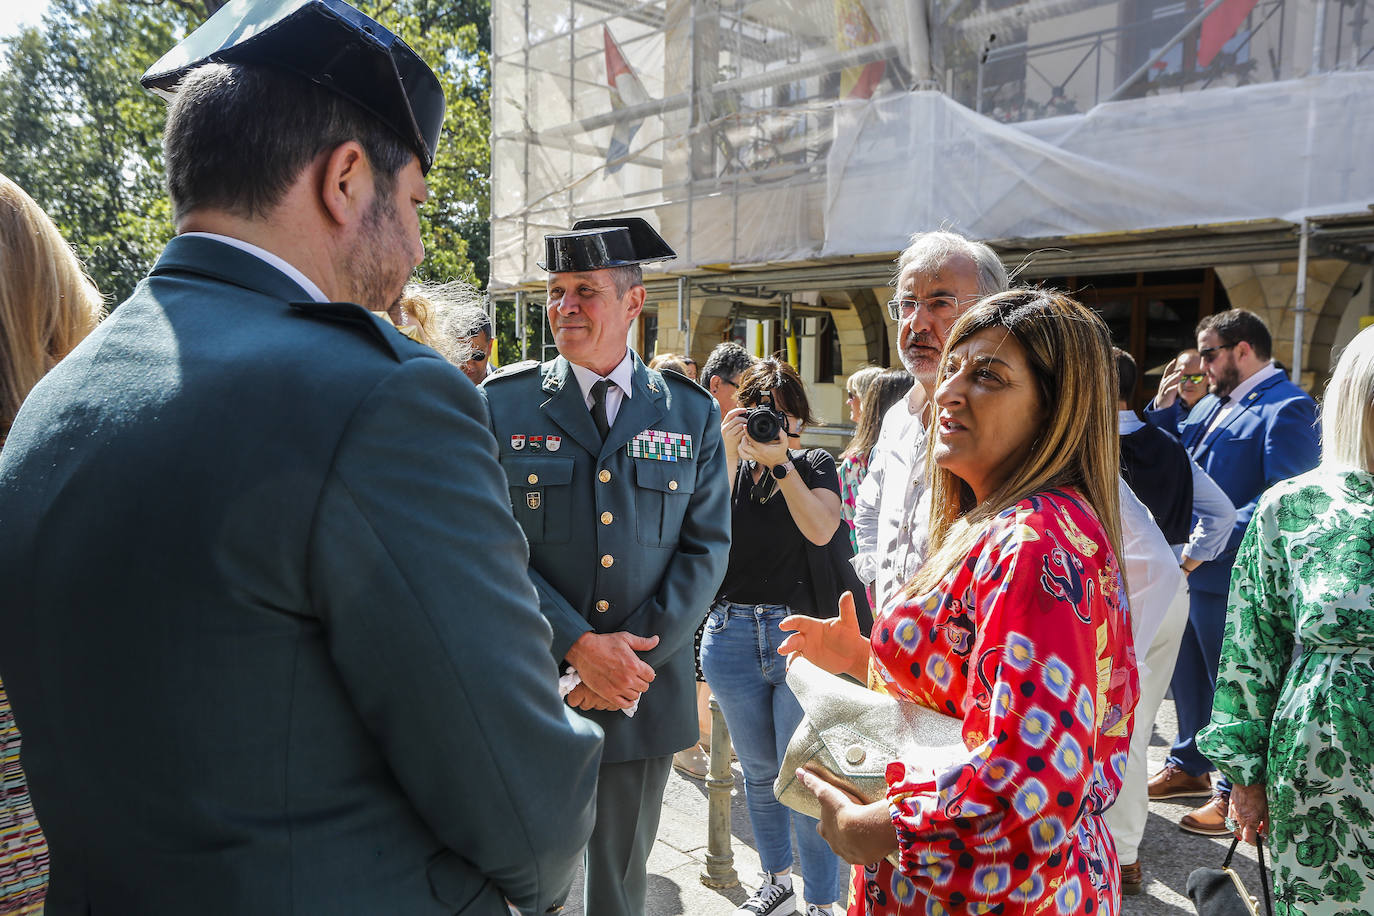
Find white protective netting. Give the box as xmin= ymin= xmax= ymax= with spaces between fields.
xmin=491 ymin=0 xmax=1374 ymax=288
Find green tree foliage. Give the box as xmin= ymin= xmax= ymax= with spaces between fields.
xmin=0 ymin=0 xmax=491 ymax=307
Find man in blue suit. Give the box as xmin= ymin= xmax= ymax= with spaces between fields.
xmin=1146 ymin=309 xmax=1319 ymax=835
xmin=480 ymin=220 xmax=731 ymax=916
xmin=0 ymin=3 xmax=601 ymax=913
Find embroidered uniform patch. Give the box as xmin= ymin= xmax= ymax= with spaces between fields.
xmin=627 ymin=429 xmax=693 ymax=461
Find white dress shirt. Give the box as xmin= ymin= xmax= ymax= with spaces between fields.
xmin=568 ymin=350 xmax=635 ymax=427
xmin=1203 ymin=361 xmax=1283 ymax=439
xmin=180 ymin=232 xmax=327 ymax=302
xmin=1117 ymin=477 xmax=1185 ymax=663
xmin=1118 ymin=410 xmax=1236 ymax=563
xmin=851 ymin=392 xmax=928 ymax=612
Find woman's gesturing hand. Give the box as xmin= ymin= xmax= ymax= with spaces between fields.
xmin=1229 ymin=782 xmax=1268 ymax=846
xmin=777 ymin=590 xmax=870 ymax=682
xmin=794 ymin=767 xmax=899 ymax=865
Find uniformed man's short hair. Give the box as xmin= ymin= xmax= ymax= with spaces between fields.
xmin=608 ymin=265 xmax=643 ymax=298
xmin=163 ymin=63 xmax=414 ymax=222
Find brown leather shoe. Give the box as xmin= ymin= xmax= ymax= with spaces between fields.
xmin=1147 ymin=762 xmax=1212 ymax=799
xmin=1119 ymin=860 xmax=1143 ymax=895
xmin=1180 ymin=793 xmax=1233 ymax=837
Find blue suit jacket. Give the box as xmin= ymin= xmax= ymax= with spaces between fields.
xmin=480 ymin=355 xmax=731 ymax=763
xmin=1176 ymin=373 xmax=1320 ymax=594
xmin=0 ymin=236 xmax=602 ymax=915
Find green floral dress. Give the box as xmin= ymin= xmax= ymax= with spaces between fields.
xmin=1198 ymin=468 xmax=1374 ymax=916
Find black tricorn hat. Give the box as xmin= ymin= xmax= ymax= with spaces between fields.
xmin=140 ymin=0 xmax=445 ymax=174
xmin=539 ymin=217 xmax=677 ymax=272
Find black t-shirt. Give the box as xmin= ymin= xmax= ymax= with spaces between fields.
xmin=716 ymin=448 xmax=841 ymax=615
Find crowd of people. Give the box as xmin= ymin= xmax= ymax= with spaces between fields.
xmin=0 ymin=1 xmax=1370 ymax=915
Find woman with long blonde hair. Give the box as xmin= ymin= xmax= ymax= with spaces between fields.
xmin=781 ymin=289 xmax=1138 ymax=915
xmin=1197 ymin=323 xmax=1374 ymax=912
xmin=0 ymin=174 xmax=102 ymax=915
xmin=1 ymin=175 xmax=102 ymax=440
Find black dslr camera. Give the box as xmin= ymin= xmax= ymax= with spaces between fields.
xmin=746 ymin=390 xmax=788 ymax=443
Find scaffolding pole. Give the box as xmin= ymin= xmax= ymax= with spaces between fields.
xmin=1294 ymin=219 xmax=1309 ymax=384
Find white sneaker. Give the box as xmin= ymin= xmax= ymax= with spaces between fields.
xmin=736 ymin=872 xmax=796 ymax=915
xmin=804 ymin=906 xmax=834 ymax=916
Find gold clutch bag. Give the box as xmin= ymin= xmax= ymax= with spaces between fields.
xmin=774 ymin=656 xmax=968 ymax=821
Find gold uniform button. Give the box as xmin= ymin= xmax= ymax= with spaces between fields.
xmin=598 ymin=469 xmax=612 ymax=483
xmin=601 ymin=554 xmax=615 ymax=568
xmin=595 ymin=600 xmax=610 ymax=613
xmin=527 ymin=473 xmax=539 ymax=485
xmin=601 ymin=511 xmax=614 ymax=525
xmin=668 ymin=480 xmax=679 ymax=491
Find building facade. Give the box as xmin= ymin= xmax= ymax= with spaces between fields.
xmin=491 ymin=0 xmax=1374 ymax=436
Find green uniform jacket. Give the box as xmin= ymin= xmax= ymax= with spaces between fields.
xmin=479 ymin=356 xmax=731 ymax=763
xmin=0 ymin=236 xmax=602 ymax=916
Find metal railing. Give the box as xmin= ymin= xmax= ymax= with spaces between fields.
xmin=948 ymin=0 xmax=1373 ymax=122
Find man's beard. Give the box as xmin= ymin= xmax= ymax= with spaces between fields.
xmin=899 ymin=328 xmax=938 ymax=385
xmin=1210 ymin=362 xmax=1242 ymax=398
xmin=349 ymin=192 xmax=411 ymax=312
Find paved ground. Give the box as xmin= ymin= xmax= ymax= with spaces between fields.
xmin=558 ymin=695 xmax=1260 ymax=914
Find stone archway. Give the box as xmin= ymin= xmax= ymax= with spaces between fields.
xmin=822 ymin=286 xmax=890 ymax=376
xmin=1215 ymin=258 xmax=1365 ymax=390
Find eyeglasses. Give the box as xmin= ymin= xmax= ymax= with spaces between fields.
xmin=1180 ymin=373 xmax=1205 ymax=384
xmin=885 ymin=296 xmax=961 ymax=321
xmin=1198 ymin=343 xmax=1236 ymax=362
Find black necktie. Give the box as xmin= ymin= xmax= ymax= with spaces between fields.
xmin=590 ymin=379 xmax=611 ymax=440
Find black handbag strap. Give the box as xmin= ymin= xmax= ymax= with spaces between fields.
xmin=1221 ymin=835 xmax=1274 ymax=916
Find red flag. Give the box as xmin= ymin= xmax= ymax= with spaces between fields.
xmin=604 ymin=26 xmax=650 ymax=172
xmin=1198 ymin=0 xmax=1260 ymax=68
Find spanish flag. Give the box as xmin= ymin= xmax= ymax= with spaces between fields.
xmin=604 ymin=26 xmax=650 ymax=173
xmin=835 ymin=0 xmax=885 ymax=99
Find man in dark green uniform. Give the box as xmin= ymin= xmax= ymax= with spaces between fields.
xmin=0 ymin=3 xmax=600 ymax=914
xmin=480 ymin=220 xmax=731 ymax=916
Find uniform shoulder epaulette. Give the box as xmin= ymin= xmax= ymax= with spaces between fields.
xmin=656 ymin=366 xmax=711 ymax=398
xmin=484 ymin=359 xmax=541 ymax=384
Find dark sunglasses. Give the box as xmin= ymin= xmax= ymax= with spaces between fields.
xmin=1198 ymin=343 xmax=1236 ymax=361
xmin=1181 ymin=373 xmax=1205 ymax=384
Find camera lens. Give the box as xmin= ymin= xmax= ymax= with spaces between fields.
xmin=746 ymin=408 xmax=782 ymax=442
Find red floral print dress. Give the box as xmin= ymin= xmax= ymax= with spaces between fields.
xmin=849 ymin=487 xmax=1138 ymax=916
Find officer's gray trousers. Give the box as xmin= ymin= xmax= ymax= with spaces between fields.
xmin=583 ymin=755 xmax=673 ymax=916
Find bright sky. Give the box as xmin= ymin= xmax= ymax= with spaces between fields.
xmin=0 ymin=0 xmax=48 ymax=40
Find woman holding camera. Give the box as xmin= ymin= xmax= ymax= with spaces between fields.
xmin=701 ymin=358 xmax=846 ymax=916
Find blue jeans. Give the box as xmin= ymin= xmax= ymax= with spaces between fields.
xmin=700 ymin=600 xmax=845 ymax=906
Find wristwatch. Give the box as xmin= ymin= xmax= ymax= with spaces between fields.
xmin=770 ymin=461 xmax=794 ymax=480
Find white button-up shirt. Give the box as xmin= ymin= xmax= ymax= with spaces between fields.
xmin=851 ymin=392 xmax=928 ymax=613
xmin=180 ymin=232 xmax=327 ymax=302
xmin=569 ymin=350 xmax=635 ymax=427
xmin=1203 ymin=361 xmax=1283 ymax=439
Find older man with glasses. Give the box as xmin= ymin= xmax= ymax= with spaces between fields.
xmin=1144 ymin=308 xmax=1320 ymax=838
xmin=850 ymin=231 xmax=1007 ymax=612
